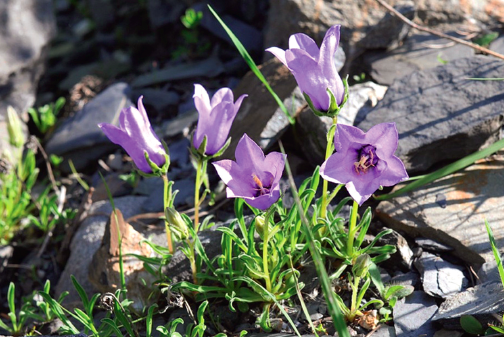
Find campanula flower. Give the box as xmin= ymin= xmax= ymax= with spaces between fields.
xmin=193 ymin=84 xmax=247 ymax=156
xmin=212 ymin=134 xmax=285 ymax=210
xmin=266 ymin=25 xmax=345 ymax=115
xmin=98 ymin=96 xmax=167 ymax=174
xmin=320 ymin=123 xmax=408 ymax=205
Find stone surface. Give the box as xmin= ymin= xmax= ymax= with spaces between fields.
xmin=141 ymin=178 xmax=195 ymax=212
xmin=131 ymin=57 xmax=225 ymax=88
xmin=414 ymin=251 xmax=467 ymax=298
xmin=157 ymin=109 xmax=199 ymax=139
xmin=490 ymin=35 xmax=504 ymax=55
xmin=46 ymin=82 xmax=132 ymax=171
xmin=477 ymin=259 xmax=503 ymax=284
xmin=0 ymin=246 xmax=13 ymax=275
xmin=380 ymin=230 xmax=414 ymax=272
xmin=147 ymin=0 xmax=185 ymax=29
xmin=372 ymin=325 xmax=396 ymax=337
xmin=364 ymin=32 xmax=475 ymax=86
xmin=376 ymin=155 xmax=504 ymax=268
xmin=390 ymin=271 xmax=421 ymax=289
xmin=358 ymin=56 xmax=504 ymax=173
xmin=295 ymin=81 xmax=387 ymax=165
xmin=132 ymin=88 xmax=180 ymax=113
xmin=0 ymin=0 xmax=56 ymax=116
xmin=433 ymin=282 xmax=504 ymax=330
xmin=393 ymin=291 xmax=438 ymax=337
xmin=433 ymin=330 xmax=463 ymax=337
xmin=415 ymin=238 xmax=454 ymax=253
xmin=264 ymin=0 xmax=414 ymax=55
xmin=55 ymin=196 xmax=151 ymax=305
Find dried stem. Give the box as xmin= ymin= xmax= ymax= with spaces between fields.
xmin=374 ymin=0 xmax=504 ymax=62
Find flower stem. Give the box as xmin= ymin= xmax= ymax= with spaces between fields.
xmin=194 ymin=158 xmax=203 ymax=233
xmin=349 ymin=275 xmax=360 ymax=321
xmin=347 ymin=200 xmax=358 ymax=257
xmin=162 ymin=175 xmax=174 ymax=254
xmin=262 ymin=208 xmax=274 ymax=292
xmin=320 ymin=116 xmax=338 ymax=219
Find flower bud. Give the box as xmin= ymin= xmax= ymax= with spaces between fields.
xmin=7 ymin=106 xmax=25 ymax=148
xmin=165 ymin=207 xmax=188 ymax=240
xmin=352 ymin=254 xmax=371 ymax=278
xmin=254 ymin=215 xmax=267 ymax=240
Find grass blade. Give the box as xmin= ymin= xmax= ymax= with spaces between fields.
xmin=208 ymin=5 xmax=295 ymax=125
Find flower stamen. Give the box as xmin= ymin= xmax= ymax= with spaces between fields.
xmin=354 ymin=145 xmax=378 ymax=175
xmin=252 ymin=173 xmax=272 ymax=197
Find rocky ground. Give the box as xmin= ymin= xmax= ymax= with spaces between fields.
xmin=2 ymin=0 xmax=504 ymax=336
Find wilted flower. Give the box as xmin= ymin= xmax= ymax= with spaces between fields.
xmin=98 ymin=96 xmax=167 ymax=174
xmin=193 ymin=84 xmax=247 ymax=156
xmin=266 ymin=25 xmax=345 ymax=114
xmin=213 ymin=134 xmax=285 ymax=210
xmin=320 ymin=123 xmax=408 ymax=205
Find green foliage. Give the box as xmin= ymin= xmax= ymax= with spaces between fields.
xmin=181 ymin=8 xmax=202 ymax=29
xmin=0 ymin=150 xmax=39 ymax=244
xmin=172 ymin=8 xmax=209 ymax=60
xmin=28 ymin=97 xmax=65 ymax=134
xmin=473 ymin=32 xmax=499 ymax=47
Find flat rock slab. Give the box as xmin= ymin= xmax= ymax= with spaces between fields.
xmin=377 ymin=155 xmax=504 ymax=268
xmin=46 ymin=82 xmax=132 ymax=171
xmin=433 ymin=282 xmax=504 ymax=330
xmin=364 ymin=32 xmax=474 ymax=86
xmin=358 ymin=56 xmax=504 ymax=173
xmin=393 ymin=291 xmax=438 ymax=337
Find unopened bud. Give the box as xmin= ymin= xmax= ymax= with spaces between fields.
xmin=165 ymin=207 xmax=188 ymax=240
xmin=255 ymin=215 xmax=267 ymax=240
xmin=352 ymin=254 xmax=371 ymax=278
xmin=7 ymin=106 xmax=25 ymax=148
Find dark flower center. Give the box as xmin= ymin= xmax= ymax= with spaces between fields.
xmin=252 ymin=173 xmax=273 ymax=197
xmin=354 ymin=145 xmax=378 ymax=175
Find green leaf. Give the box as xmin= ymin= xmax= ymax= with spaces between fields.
xmin=485 ymin=220 xmax=504 ymax=287
xmin=207 ymin=5 xmax=294 ymax=125
xmin=71 ymin=275 xmax=89 ymax=310
xmin=460 ymin=315 xmax=484 ymax=335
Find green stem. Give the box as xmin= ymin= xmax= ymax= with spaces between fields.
xmin=349 ymin=275 xmax=360 ymax=321
xmin=320 ymin=116 xmax=338 ymax=219
xmin=162 ymin=175 xmax=174 ymax=254
xmin=187 ymin=240 xmax=198 ymax=284
xmin=347 ymin=200 xmax=358 ymax=257
xmin=194 ymin=158 xmax=203 ymax=233
xmin=262 ymin=208 xmax=274 ymax=293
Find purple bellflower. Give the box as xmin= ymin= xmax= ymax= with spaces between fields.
xmin=213 ymin=134 xmax=285 ymax=211
xmin=193 ymin=84 xmax=247 ymax=156
xmin=320 ymin=123 xmax=408 ymax=206
xmin=266 ymin=25 xmax=345 ymax=114
xmin=98 ymin=96 xmax=167 ymax=174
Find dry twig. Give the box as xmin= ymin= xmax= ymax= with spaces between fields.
xmin=374 ymin=0 xmax=504 ymax=62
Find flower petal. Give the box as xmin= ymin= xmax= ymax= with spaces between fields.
xmin=288 ymin=33 xmax=319 ymax=59
xmin=263 ymin=152 xmax=285 ymax=186
xmin=195 ymin=101 xmax=236 ymax=155
xmin=193 ymin=84 xmax=212 ymax=118
xmin=233 ymin=94 xmax=248 ymax=115
xmin=318 ymin=25 xmax=344 ymax=105
xmin=265 ymin=47 xmax=287 ymax=66
xmin=213 ymin=160 xmax=254 ymax=198
xmin=377 ymin=155 xmax=409 ymax=186
xmin=245 ymin=188 xmax=281 ymax=211
xmin=285 ymin=49 xmax=330 ymax=111
xmin=367 ymin=123 xmax=399 ymax=158
xmin=235 ymin=134 xmax=266 ymax=173
xmin=334 ymin=124 xmax=366 ymax=152
xmin=210 ymin=87 xmax=234 ymax=108
xmin=320 ymin=149 xmax=357 ymax=184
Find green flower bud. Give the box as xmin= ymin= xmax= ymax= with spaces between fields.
xmin=7 ymin=106 xmax=25 ymax=148
xmin=254 ymin=215 xmax=267 ymax=240
xmin=165 ymin=207 xmax=188 ymax=240
xmin=352 ymin=254 xmax=371 ymax=278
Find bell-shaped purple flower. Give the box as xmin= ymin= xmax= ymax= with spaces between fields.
xmin=320 ymin=123 xmax=408 ymax=206
xmin=98 ymin=96 xmax=166 ymax=174
xmin=193 ymin=84 xmax=247 ymax=156
xmin=266 ymin=25 xmax=345 ymax=112
xmin=212 ymin=134 xmax=285 ymax=210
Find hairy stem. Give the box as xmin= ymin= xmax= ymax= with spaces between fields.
xmin=162 ymin=175 xmax=174 ymax=254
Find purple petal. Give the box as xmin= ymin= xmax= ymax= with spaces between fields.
xmin=366 ymin=123 xmax=399 ymax=158
xmin=334 ymin=124 xmax=366 ymax=153
xmin=244 ymin=188 xmax=281 ymax=211
xmin=285 ymin=49 xmax=330 ymax=111
xmin=318 ymin=25 xmax=344 ymax=105
xmin=99 ymin=123 xmax=152 ymax=173
xmin=211 ymin=87 xmax=234 ymax=108
xmin=193 ymin=84 xmax=212 ymax=118
xmin=377 ymin=155 xmax=409 ymax=186
xmin=263 ymin=152 xmax=285 ymax=186
xmin=235 ymin=134 xmax=266 ymax=173
xmin=233 ymin=94 xmax=248 ymax=115
xmin=265 ymin=47 xmax=287 ymax=66
xmin=213 ymin=160 xmax=254 ymax=198
xmin=320 ymin=149 xmax=357 ymax=184
xmin=136 ymin=96 xmax=151 ymax=127
xmin=288 ymin=33 xmax=319 ymax=59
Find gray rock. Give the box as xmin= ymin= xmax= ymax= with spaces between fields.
xmin=390 ymin=271 xmax=420 ymax=289
xmin=414 ymin=252 xmax=467 ymax=298
xmin=376 ymin=155 xmax=504 ymax=268
xmin=372 ymin=325 xmax=396 ymax=337
xmin=147 ymin=0 xmax=185 ymax=29
xmin=263 ymin=0 xmax=414 ymax=56
xmin=132 ymin=88 xmax=180 ymax=113
xmin=433 ymin=282 xmax=504 ymax=330
xmin=490 ymin=35 xmax=504 ymax=56
xmin=415 ymin=238 xmax=454 ymax=253
xmin=295 ymin=81 xmax=387 ymax=166
xmin=156 ymin=109 xmax=199 ymax=139
xmin=131 ymin=57 xmax=225 ymax=88
xmin=46 ymin=82 xmax=132 ymax=171
xmin=55 ymin=196 xmax=149 ymax=305
xmin=0 ymin=245 xmax=13 ymax=275
xmin=477 ymin=260 xmax=503 ymax=285
xmin=0 ymin=0 xmax=56 ymax=116
xmin=433 ymin=330 xmax=463 ymax=337
xmin=193 ymin=3 xmax=262 ymax=53
xmin=86 ymin=0 xmax=114 ymax=30
xmin=59 ymin=60 xmax=131 ymax=91
xmin=393 ymin=291 xmax=438 ymax=337
xmin=364 ymin=32 xmax=475 ymax=85
xmin=358 ymin=56 xmax=504 ymax=173
xmin=380 ymin=229 xmax=414 ymax=272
